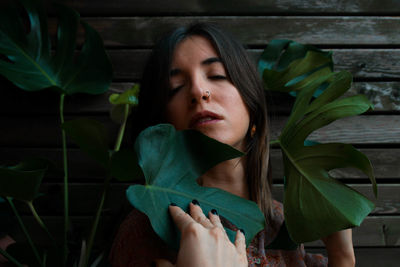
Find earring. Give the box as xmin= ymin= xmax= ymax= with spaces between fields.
xmin=251 ymin=125 xmax=256 ymax=137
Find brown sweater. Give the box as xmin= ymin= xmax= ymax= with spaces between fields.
xmin=109 ymin=200 xmax=328 ymax=266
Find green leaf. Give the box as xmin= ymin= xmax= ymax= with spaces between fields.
xmin=126 ymin=124 xmax=265 ymax=250
xmin=265 ymin=221 xmax=298 ymax=250
xmin=0 ymin=0 xmax=112 ymax=95
xmin=275 ymin=70 xmax=376 ymax=243
xmin=0 ymin=158 xmax=49 ymax=202
xmin=258 ymin=40 xmax=333 ymax=95
xmin=109 ymin=84 xmax=140 ymax=123
xmin=109 ymin=84 xmax=140 ymax=106
xmin=110 ymin=149 xmax=143 ymax=181
xmin=62 ymin=118 xmax=110 ymax=167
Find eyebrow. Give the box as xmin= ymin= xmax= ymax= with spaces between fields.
xmin=202 ymin=57 xmax=222 ymax=65
xmin=169 ymin=57 xmax=222 ymax=77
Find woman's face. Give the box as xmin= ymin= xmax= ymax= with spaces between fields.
xmin=166 ymin=35 xmax=250 ymax=151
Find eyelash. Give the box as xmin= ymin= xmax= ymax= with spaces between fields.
xmin=169 ymin=85 xmax=183 ymax=97
xmin=209 ymin=75 xmax=226 ymax=80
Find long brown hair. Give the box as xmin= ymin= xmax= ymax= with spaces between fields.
xmin=135 ymin=23 xmax=273 ymax=220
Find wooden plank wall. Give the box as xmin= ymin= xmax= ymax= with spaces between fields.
xmin=1 ymin=0 xmax=400 ymax=266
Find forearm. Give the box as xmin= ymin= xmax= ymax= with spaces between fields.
xmin=322 ymin=229 xmax=355 ymax=267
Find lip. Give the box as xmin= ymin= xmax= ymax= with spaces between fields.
xmin=189 ymin=111 xmax=223 ymax=128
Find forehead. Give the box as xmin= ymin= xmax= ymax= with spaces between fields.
xmin=172 ymin=35 xmax=219 ymax=65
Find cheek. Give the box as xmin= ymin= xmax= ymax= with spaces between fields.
xmin=228 ymin=92 xmax=250 ymax=124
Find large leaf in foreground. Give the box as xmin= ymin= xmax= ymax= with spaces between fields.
xmin=277 ymin=71 xmax=377 ymax=243
xmin=127 ymin=124 xmax=265 ymax=250
xmin=0 ymin=0 xmax=112 ymax=95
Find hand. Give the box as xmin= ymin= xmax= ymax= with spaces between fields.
xmin=321 ymin=229 xmax=355 ymax=267
xmin=155 ymin=200 xmax=248 ymax=267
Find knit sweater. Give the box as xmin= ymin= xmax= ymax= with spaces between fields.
xmin=109 ymin=200 xmax=328 ymax=266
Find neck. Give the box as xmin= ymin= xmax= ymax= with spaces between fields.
xmin=197 ymin=157 xmax=249 ymax=199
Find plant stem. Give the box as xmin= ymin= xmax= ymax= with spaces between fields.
xmin=0 ymin=248 xmax=24 ymax=267
xmin=6 ymin=197 xmax=43 ymax=266
xmin=84 ymin=104 xmax=130 ymax=266
xmin=114 ymin=104 xmax=129 ymax=151
xmin=84 ymin=174 xmax=111 ymax=267
xmin=27 ymin=201 xmax=57 ymax=246
xmin=60 ymin=93 xmax=69 ymax=265
xmin=43 ymin=251 xmax=47 ymax=267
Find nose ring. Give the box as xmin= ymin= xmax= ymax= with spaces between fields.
xmin=202 ymin=90 xmax=211 ymax=100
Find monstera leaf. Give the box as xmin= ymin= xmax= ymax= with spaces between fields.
xmin=275 ymin=70 xmax=377 ymax=243
xmin=258 ymin=40 xmax=377 ymax=243
xmin=0 ymin=158 xmax=49 ymax=202
xmin=0 ymin=0 xmax=112 ymax=95
xmin=259 ymin=40 xmax=333 ymax=96
xmin=127 ymin=124 xmax=266 ymax=250
xmin=62 ymin=118 xmax=110 ymax=167
xmin=62 ymin=118 xmax=141 ymax=181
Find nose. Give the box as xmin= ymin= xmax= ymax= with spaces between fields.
xmin=189 ymin=77 xmax=210 ymax=104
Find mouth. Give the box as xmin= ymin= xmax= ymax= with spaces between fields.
xmin=189 ymin=111 xmax=223 ymax=128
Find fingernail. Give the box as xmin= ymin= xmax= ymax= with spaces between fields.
xmin=239 ymin=229 xmax=245 ymax=236
xmin=191 ymin=199 xmax=200 ymax=206
xmin=211 ymin=209 xmax=218 ymax=215
xmin=170 ymin=203 xmax=177 ymax=206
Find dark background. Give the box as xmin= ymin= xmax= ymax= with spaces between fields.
xmin=1 ymin=0 xmax=399 ymax=265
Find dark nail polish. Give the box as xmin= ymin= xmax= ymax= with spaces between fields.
xmin=211 ymin=209 xmax=218 ymax=215
xmin=192 ymin=199 xmax=200 ymax=206
xmin=239 ymin=229 xmax=245 ymax=236
xmin=170 ymin=202 xmax=177 ymax=206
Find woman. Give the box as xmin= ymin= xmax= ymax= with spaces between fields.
xmin=110 ymin=23 xmax=355 ymax=267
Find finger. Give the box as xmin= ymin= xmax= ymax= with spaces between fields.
xmin=169 ymin=203 xmax=196 ymax=232
xmin=154 ymin=258 xmax=176 ymax=267
xmin=189 ymin=200 xmax=213 ymax=228
xmin=234 ymin=229 xmax=247 ymax=257
xmin=208 ymin=209 xmax=224 ymax=229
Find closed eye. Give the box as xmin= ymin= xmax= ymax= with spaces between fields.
xmin=209 ymin=75 xmax=226 ymax=80
xmin=169 ymin=85 xmax=184 ymax=96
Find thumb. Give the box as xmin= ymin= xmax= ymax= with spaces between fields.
xmin=153 ymin=258 xmax=176 ymax=267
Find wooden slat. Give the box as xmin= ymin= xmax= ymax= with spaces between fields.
xmin=9 ymin=183 xmax=399 ymax=216
xmin=5 ymin=215 xmax=400 ymax=247
xmin=0 ymin=147 xmax=398 ymax=180
xmin=293 ymin=115 xmax=400 ymax=144
xmin=331 ymin=49 xmax=400 ymax=79
xmin=3 ymin=48 xmax=400 ymax=81
xmin=1 ymin=115 xmax=399 ymax=147
xmin=1 ymin=81 xmax=399 ymax=115
xmin=305 ymin=216 xmax=400 ymax=247
xmin=5 ymin=0 xmax=400 ymax=15
xmin=71 ymin=17 xmax=400 ymax=47
xmin=271 ymin=184 xmax=400 ymax=215
xmin=106 ymin=49 xmax=400 ymax=80
xmin=307 ymin=248 xmax=400 ymax=267
xmin=270 ymin=148 xmax=400 ymax=180
xmin=59 ymin=0 xmax=400 ymax=15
